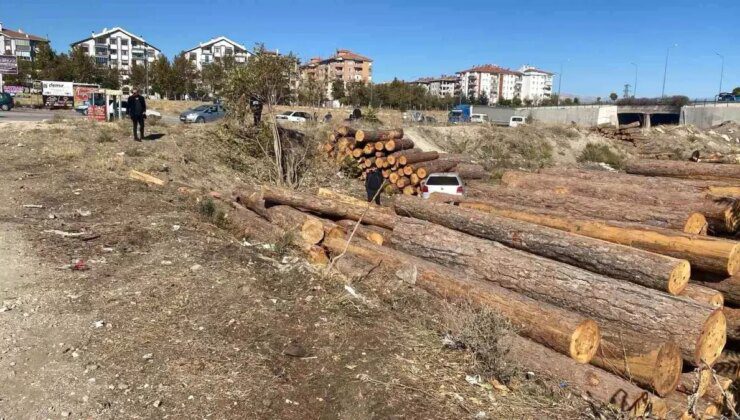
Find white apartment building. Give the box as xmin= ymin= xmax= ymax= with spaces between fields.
xmin=184 ymin=36 xmax=250 ymax=71
xmin=456 ymin=65 xmax=522 ymax=103
xmin=0 ymin=23 xmax=49 ymax=61
xmin=70 ymin=27 xmax=162 ymax=83
xmin=519 ymin=65 xmax=554 ymax=104
xmin=411 ymin=75 xmax=459 ymax=97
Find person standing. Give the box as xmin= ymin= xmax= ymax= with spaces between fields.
xmin=127 ymin=88 xmax=147 ymax=141
xmin=365 ymin=168 xmax=384 ymax=205
xmin=250 ymin=96 xmax=263 ymax=125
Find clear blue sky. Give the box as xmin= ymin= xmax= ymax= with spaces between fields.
xmin=5 ymin=0 xmax=739 ymax=99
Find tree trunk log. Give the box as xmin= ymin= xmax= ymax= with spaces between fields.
xmin=467 ymin=182 xmax=709 ymax=234
xmin=424 ymin=192 xmax=739 ymax=276
xmin=335 ymin=219 xmax=385 ymax=245
xmin=662 ymin=390 xmax=720 ymax=419
xmin=390 ymin=218 xmax=727 ymax=365
xmin=454 ymin=163 xmax=488 ymax=179
xmin=355 ymin=128 xmax=404 ymax=143
xmin=714 ymin=350 xmax=740 ymax=379
xmin=724 ymin=307 xmax=740 ymax=341
xmin=676 ymin=369 xmax=711 ymax=398
xmin=502 ymin=334 xmax=667 ymax=418
xmin=265 ymin=205 xmax=336 ymax=245
xmin=693 ymin=275 xmax=740 ymax=306
xmin=322 ymin=236 xmax=601 ymax=363
xmin=415 ymin=159 xmax=458 ymax=179
xmin=437 ymin=153 xmax=477 ymax=165
xmin=500 ymin=170 xmax=740 ymax=234
xmin=394 ymin=196 xmax=690 ymax=295
xmin=336 ymin=125 xmax=356 ymax=137
xmin=679 ymin=283 xmax=724 ymax=308
xmin=384 ymin=138 xmax=415 ymax=152
xmin=401 ymin=151 xmax=440 ymax=165
xmin=262 ymin=186 xmax=400 ymax=230
xmin=232 ymin=185 xmax=270 ymax=219
xmin=625 ymin=159 xmax=740 ymax=182
xmin=703 ymin=374 xmax=733 ymax=406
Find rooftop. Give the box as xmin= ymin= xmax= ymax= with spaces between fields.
xmin=301 ymin=49 xmax=372 ymax=68
xmin=185 ymin=36 xmax=249 ymax=53
xmin=0 ymin=27 xmax=48 ymax=42
xmin=70 ymin=27 xmax=159 ymax=50
xmin=519 ymin=65 xmax=554 ymax=75
xmin=457 ymin=64 xmax=522 ymax=76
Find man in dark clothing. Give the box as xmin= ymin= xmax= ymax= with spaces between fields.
xmin=250 ymin=96 xmax=263 ymax=125
xmin=365 ymin=168 xmax=384 ymax=205
xmin=127 ymin=88 xmax=147 ymax=141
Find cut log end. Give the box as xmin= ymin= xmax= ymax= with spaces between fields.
xmin=668 ymin=260 xmax=691 ymax=295
xmin=729 ymin=244 xmax=740 ymax=276
xmin=697 ymin=309 xmax=726 ymax=366
xmin=301 ymin=219 xmax=325 ymax=245
xmin=570 ymin=320 xmax=600 ymax=364
xmin=683 ymin=213 xmax=709 ymax=235
xmin=307 ymin=245 xmax=329 ymax=266
xmin=654 ymin=342 xmax=683 ymax=397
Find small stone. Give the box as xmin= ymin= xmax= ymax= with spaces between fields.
xmin=153 ymin=399 xmax=162 ymax=408
xmin=160 ymin=260 xmax=173 ymax=266
xmin=283 ymin=342 xmax=308 ymax=358
xmin=190 ymin=264 xmax=202 ymax=272
xmin=142 ymin=353 xmax=153 ymax=360
xmin=61 ymin=412 xmax=70 ymax=417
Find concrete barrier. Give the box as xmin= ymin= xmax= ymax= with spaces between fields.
xmin=681 ymin=103 xmax=740 ymax=129
xmin=519 ymin=105 xmax=618 ymax=127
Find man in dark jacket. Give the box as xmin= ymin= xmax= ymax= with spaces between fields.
xmin=365 ymin=168 xmax=384 ymax=205
xmin=249 ymin=96 xmax=263 ymax=125
xmin=127 ymin=88 xmax=147 ymax=141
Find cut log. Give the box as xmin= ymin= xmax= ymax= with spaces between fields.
xmin=401 ymin=151 xmax=440 ymax=165
xmin=355 ymin=128 xmax=404 ymax=143
xmin=454 ymin=163 xmax=487 ymax=179
xmin=402 ymin=185 xmax=415 ymax=195
xmin=425 ymin=193 xmax=739 ymax=276
xmin=232 ymin=185 xmax=270 ymax=219
xmin=703 ymin=374 xmax=733 ymax=406
xmin=499 ymin=170 xmax=740 ymax=234
xmin=592 ymin=340 xmax=682 ymax=397
xmin=693 ymin=275 xmax=740 ymax=306
xmin=262 ymin=186 xmax=400 ymax=230
xmin=676 ymin=369 xmax=711 ymax=397
xmin=314 ymin=188 xmax=394 ymax=215
xmin=389 ymin=172 xmax=399 ymax=184
xmin=335 ymin=219 xmax=385 ymax=245
xmin=662 ymin=390 xmax=720 ymax=419
xmin=437 ymin=153 xmax=477 ymax=165
xmin=724 ymin=307 xmax=740 ymax=341
xmin=391 ymin=218 xmax=727 ymax=365
xmin=265 ymin=205 xmax=337 ymax=245
xmin=322 ymin=236 xmax=600 ymax=363
xmin=415 ymin=159 xmax=458 ymax=179
xmin=352 ymin=148 xmax=363 ymax=158
xmin=626 ymin=159 xmax=740 ymax=181
xmin=502 ymin=334 xmax=666 ymax=418
xmin=709 ymin=186 xmax=740 ymax=198
xmin=402 ymin=165 xmax=414 ymax=176
xmin=680 ymin=283 xmax=724 ymax=308
xmin=395 ymin=176 xmax=409 ymax=189
xmin=362 ymin=143 xmax=375 ymax=155
xmin=129 ymin=169 xmax=165 ymax=186
xmin=467 ymin=182 xmax=709 ymax=234
xmin=384 ymin=138 xmax=415 ymax=152
xmin=374 ymin=141 xmax=385 ymax=152
xmin=714 ymin=350 xmax=740 ymax=379
xmin=336 ymin=125 xmax=356 ymax=137
xmin=409 ymin=173 xmax=420 ymax=185
xmin=394 ymin=196 xmax=691 ymax=295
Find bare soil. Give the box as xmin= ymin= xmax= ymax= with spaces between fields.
xmin=0 ymin=118 xmax=591 ymax=419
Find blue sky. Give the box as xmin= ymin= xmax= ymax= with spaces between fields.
xmin=5 ymin=0 xmax=738 ymax=98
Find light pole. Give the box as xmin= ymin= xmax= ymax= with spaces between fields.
xmin=715 ymin=51 xmax=724 ymax=98
xmin=661 ymin=44 xmax=677 ymax=98
xmin=556 ymin=61 xmax=564 ymax=106
xmin=630 ymin=62 xmax=638 ymax=98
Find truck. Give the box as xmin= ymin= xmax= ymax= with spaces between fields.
xmin=448 ymin=104 xmax=526 ymax=126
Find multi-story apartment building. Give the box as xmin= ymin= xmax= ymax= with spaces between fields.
xmin=299 ymin=49 xmax=372 ymax=100
xmin=0 ymin=23 xmax=49 ymax=61
xmin=411 ymin=75 xmax=460 ymax=97
xmin=518 ymin=65 xmax=554 ymax=104
xmin=70 ymin=27 xmax=162 ymax=83
xmin=456 ymin=64 xmax=521 ymax=103
xmin=184 ymin=36 xmax=250 ymax=71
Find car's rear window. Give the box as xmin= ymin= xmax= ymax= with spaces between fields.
xmin=425 ymin=176 xmax=461 ymax=186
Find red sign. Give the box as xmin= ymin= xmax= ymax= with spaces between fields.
xmin=90 ymin=105 xmax=106 ymax=122
xmin=74 ymin=86 xmax=99 ymax=107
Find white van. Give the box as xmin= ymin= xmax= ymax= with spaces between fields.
xmin=509 ymin=116 xmax=526 ymax=127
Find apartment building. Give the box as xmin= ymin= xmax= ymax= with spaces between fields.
xmin=518 ymin=65 xmax=553 ymax=104
xmin=299 ymin=49 xmax=372 ymax=100
xmin=70 ymin=27 xmax=162 ymax=82
xmin=456 ymin=64 xmax=521 ymax=103
xmin=0 ymin=23 xmax=49 ymax=61
xmin=184 ymin=36 xmax=250 ymax=71
xmin=411 ymin=75 xmax=460 ymax=97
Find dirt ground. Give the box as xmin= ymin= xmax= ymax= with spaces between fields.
xmin=0 ymin=117 xmax=598 ymax=419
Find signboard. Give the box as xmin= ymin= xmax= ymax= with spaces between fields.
xmin=2 ymin=85 xmax=24 ymax=95
xmin=74 ymin=85 xmax=99 ymax=107
xmin=90 ymin=104 xmax=107 ymax=121
xmin=0 ymin=55 xmax=18 ymax=74
xmin=42 ymin=81 xmax=74 ymax=97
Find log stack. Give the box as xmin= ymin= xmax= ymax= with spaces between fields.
xmin=322 ymin=126 xmax=487 ymax=195
xmin=596 ymin=121 xmax=648 ymax=143
xmin=211 ymin=180 xmax=736 ymax=417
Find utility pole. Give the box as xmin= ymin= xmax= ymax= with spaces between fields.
xmin=661 ymin=44 xmax=677 ymax=98
xmin=144 ymin=42 xmax=149 ymax=97
xmin=630 ymin=62 xmax=638 ymax=98
xmin=623 ymin=84 xmax=631 ymax=99
xmin=557 ymin=62 xmax=563 ymax=106
xmin=715 ymin=51 xmax=724 ymax=98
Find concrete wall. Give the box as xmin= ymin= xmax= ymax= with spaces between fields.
xmin=521 ymin=105 xmax=618 ymax=126
xmin=681 ymin=103 xmax=740 ymax=129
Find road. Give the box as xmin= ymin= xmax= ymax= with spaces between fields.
xmin=0 ymin=108 xmax=80 ymax=122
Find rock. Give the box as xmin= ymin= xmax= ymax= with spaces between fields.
xmin=153 ymin=399 xmax=162 ymax=408
xmin=283 ymin=342 xmax=308 ymax=358
xmin=142 ymin=353 xmax=153 ymax=360
xmin=190 ymin=264 xmax=202 ymax=272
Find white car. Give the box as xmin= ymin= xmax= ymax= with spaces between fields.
xmin=509 ymin=116 xmax=525 ymax=127
xmin=420 ymin=172 xmax=465 ymax=199
xmin=470 ymin=114 xmax=489 ymax=124
xmin=276 ymin=110 xmax=312 ymax=123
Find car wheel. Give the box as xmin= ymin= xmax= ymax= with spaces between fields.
xmin=0 ymin=104 xmax=9 ymax=111
xmin=196 ymin=117 xmax=205 ymax=124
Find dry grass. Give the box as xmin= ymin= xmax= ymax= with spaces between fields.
xmin=578 ymin=143 xmax=626 ymax=169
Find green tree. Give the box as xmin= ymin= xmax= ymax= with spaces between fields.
xmin=150 ymin=56 xmax=173 ymax=98
xmin=573 ymin=97 xmax=580 ymax=105
xmin=477 ymin=91 xmax=489 ymax=106
xmin=129 ymin=63 xmax=147 ymax=90
xmin=609 ymin=92 xmax=618 ymax=102
xmin=511 ymin=97 xmax=522 ymax=107
xmin=345 ymin=81 xmax=371 ymax=107
xmin=563 ymin=98 xmax=574 ymax=105
xmin=731 ymin=87 xmax=740 ymax=96
xmin=201 ymin=55 xmax=236 ymax=98
xmin=171 ymin=53 xmax=198 ymax=99
xmin=596 ymin=96 xmax=602 ymax=104
xmin=297 ymin=76 xmax=325 ymax=107
xmin=331 ymin=79 xmax=345 ymax=102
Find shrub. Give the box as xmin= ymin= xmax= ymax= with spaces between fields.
xmin=578 ymin=143 xmax=625 ymax=169
xmin=198 ymin=198 xmax=216 ymax=217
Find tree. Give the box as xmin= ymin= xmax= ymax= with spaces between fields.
xmin=201 ymin=55 xmax=237 ymax=98
xmin=609 ymin=92 xmax=618 ymax=102
xmin=171 ymin=53 xmax=198 ymax=99
xmin=129 ymin=63 xmax=147 ymax=90
xmin=150 ymin=56 xmax=173 ymax=98
xmin=511 ymin=97 xmax=522 ymax=107
xmin=732 ymin=87 xmax=740 ymax=96
xmin=345 ymin=81 xmax=371 ymax=107
xmin=331 ymin=79 xmax=345 ymax=102
xmin=563 ymin=98 xmax=574 ymax=105
xmin=573 ymin=97 xmax=580 ymax=105
xmin=524 ymin=98 xmax=533 ymax=107
xmin=477 ymin=91 xmax=489 ymax=106
xmin=596 ymin=97 xmax=602 ymax=104
xmin=297 ymin=76 xmax=325 ymax=107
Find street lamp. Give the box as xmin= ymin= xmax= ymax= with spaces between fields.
xmin=630 ymin=62 xmax=638 ymax=98
xmin=715 ymin=51 xmax=724 ymax=98
xmin=661 ymin=44 xmax=677 ymax=98
xmin=557 ymin=59 xmax=569 ymax=106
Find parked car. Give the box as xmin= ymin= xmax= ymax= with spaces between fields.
xmin=276 ymin=110 xmax=312 ymax=123
xmin=509 ymin=115 xmax=526 ymax=127
xmin=180 ymin=104 xmax=226 ymax=123
xmin=420 ymin=172 xmax=464 ymax=199
xmin=718 ymin=93 xmax=739 ymax=102
xmin=0 ymin=92 xmax=15 ymax=111
xmin=470 ymin=113 xmax=489 ymax=124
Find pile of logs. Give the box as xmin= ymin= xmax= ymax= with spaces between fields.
xmin=596 ymin=121 xmax=648 ymax=143
xmin=322 ymin=126 xmax=487 ymax=195
xmin=210 ymin=163 xmax=740 ymax=417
